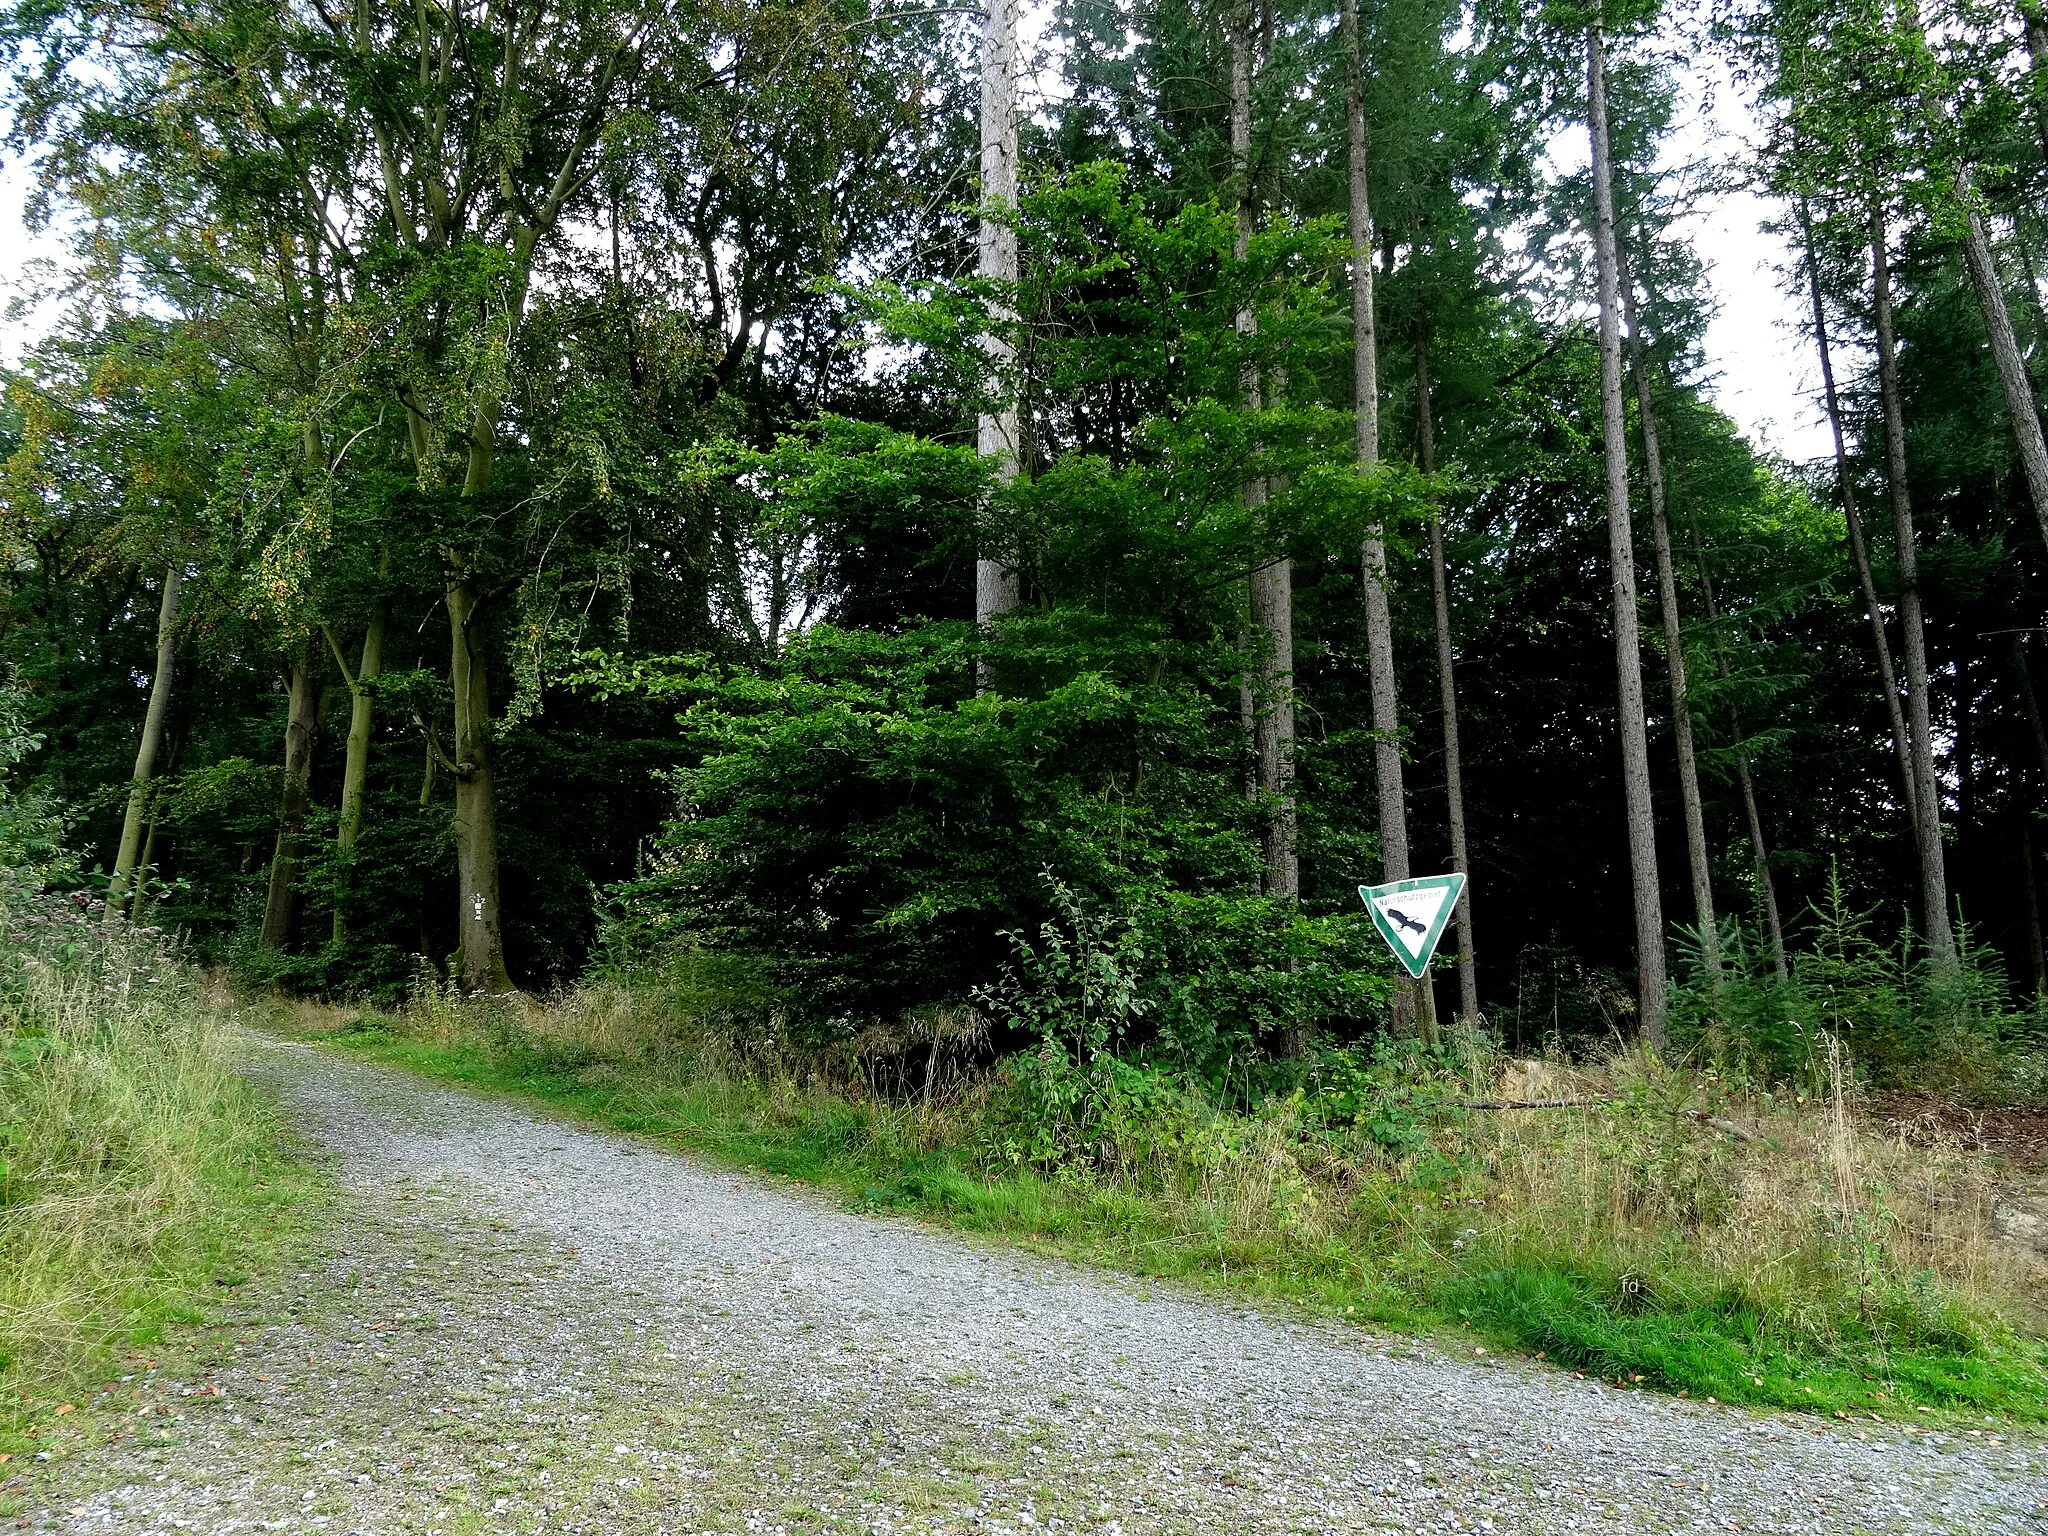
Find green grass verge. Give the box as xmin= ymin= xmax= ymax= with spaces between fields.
xmin=300 ymin=1022 xmax=2048 ymax=1427
xmin=0 ymin=1052 xmax=327 ymax=1465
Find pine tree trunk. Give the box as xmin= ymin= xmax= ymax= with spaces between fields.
xmin=1619 ymin=244 xmax=1718 ymax=983
xmin=331 ymin=584 xmax=388 ymax=945
xmin=1587 ymin=19 xmax=1668 ymax=1045
xmin=1958 ymin=201 xmax=2048 ymax=554
xmin=1687 ymin=516 xmax=1789 ymax=981
xmin=1345 ymin=0 xmax=1428 ymax=1039
xmin=1870 ymin=213 xmax=1957 ymax=967
xmin=1801 ymin=205 xmax=1920 ymax=829
xmin=1735 ymin=755 xmax=1788 ymax=980
xmin=1414 ymin=307 xmax=1478 ymax=1026
xmin=447 ymin=578 xmax=512 ymax=992
xmin=107 ymin=564 xmax=183 ymax=914
xmin=259 ymin=658 xmax=319 ymax=950
xmin=975 ymin=0 xmax=1022 ymax=621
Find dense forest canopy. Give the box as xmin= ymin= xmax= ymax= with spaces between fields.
xmin=3 ymin=0 xmax=2047 ymax=1070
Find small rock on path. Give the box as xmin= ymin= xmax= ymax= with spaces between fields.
xmin=25 ymin=1037 xmax=2048 ymax=1534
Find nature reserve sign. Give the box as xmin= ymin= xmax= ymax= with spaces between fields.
xmin=1358 ymin=874 xmax=1466 ymax=979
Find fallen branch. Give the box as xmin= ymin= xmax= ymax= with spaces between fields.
xmin=1452 ymin=1097 xmax=1609 ymax=1110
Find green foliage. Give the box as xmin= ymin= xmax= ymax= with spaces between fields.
xmin=1672 ymin=869 xmax=2048 ymax=1098
xmin=590 ymin=620 xmax=1395 ymax=1052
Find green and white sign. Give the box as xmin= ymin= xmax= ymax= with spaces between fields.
xmin=1358 ymin=873 xmax=1466 ymax=979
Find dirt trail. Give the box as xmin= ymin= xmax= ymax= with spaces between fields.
xmin=26 ymin=1037 xmax=2048 ymax=1534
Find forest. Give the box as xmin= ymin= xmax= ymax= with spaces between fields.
xmin=4 ymin=0 xmax=2048 ymax=1069
xmin=6 ymin=0 xmax=2048 ymax=1432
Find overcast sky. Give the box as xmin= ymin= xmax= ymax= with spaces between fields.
xmin=0 ymin=51 xmax=1836 ymax=465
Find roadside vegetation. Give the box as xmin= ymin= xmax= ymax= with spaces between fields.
xmin=11 ymin=0 xmax=2048 ymax=1452
xmin=270 ymin=903 xmax=2048 ymax=1424
xmin=0 ymin=708 xmax=310 ymax=1439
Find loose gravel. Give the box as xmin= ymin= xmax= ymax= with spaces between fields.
xmin=21 ymin=1035 xmax=2048 ymax=1535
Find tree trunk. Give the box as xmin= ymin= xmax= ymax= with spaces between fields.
xmin=975 ymin=0 xmax=1022 ymax=621
xmin=1870 ymin=213 xmax=1957 ymax=967
xmin=1686 ymin=516 xmax=1789 ymax=981
xmin=2012 ymin=633 xmax=2048 ymax=776
xmin=1735 ymin=754 xmax=1788 ymax=981
xmin=259 ymin=658 xmax=319 ymax=950
xmin=107 ymin=564 xmax=183 ymax=914
xmin=2026 ymin=817 xmax=2047 ymax=996
xmin=420 ymin=252 xmax=529 ymax=993
xmin=1587 ymin=20 xmax=1667 ymax=1046
xmin=1801 ymin=205 xmax=1920 ymax=829
xmin=1345 ymin=0 xmax=1428 ymax=1039
xmin=1230 ymin=5 xmax=1297 ymax=902
xmin=1619 ymin=243 xmax=1718 ymax=984
xmin=129 ymin=812 xmax=159 ymax=922
xmin=2011 ymin=634 xmax=2048 ymax=993
xmin=330 ymin=581 xmax=389 ymax=945
xmin=1414 ymin=307 xmax=1478 ymax=1027
xmin=447 ymin=578 xmax=512 ymax=992
xmin=1958 ymin=199 xmax=2048 ymax=555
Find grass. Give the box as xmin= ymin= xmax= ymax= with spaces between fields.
xmin=264 ymin=976 xmax=2048 ymax=1429
xmin=0 ymin=887 xmax=319 ymax=1455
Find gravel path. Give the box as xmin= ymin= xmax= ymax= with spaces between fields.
xmin=24 ymin=1036 xmax=2048 ymax=1535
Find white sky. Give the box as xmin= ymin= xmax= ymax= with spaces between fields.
xmin=1660 ymin=57 xmax=1835 ymax=463
xmin=0 ymin=50 xmax=1833 ymax=463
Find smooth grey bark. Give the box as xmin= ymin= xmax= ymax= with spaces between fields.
xmin=130 ymin=813 xmax=159 ymax=922
xmin=322 ymin=574 xmax=389 ymax=945
xmin=974 ymin=0 xmax=1022 ymax=622
xmin=1619 ymin=243 xmax=1718 ymax=985
xmin=1870 ymin=214 xmax=1957 ymax=968
xmin=1414 ymin=307 xmax=1477 ymax=1027
xmin=1801 ymin=206 xmax=1919 ymax=830
xmin=1687 ymin=518 xmax=1789 ymax=982
xmin=444 ymin=579 xmax=512 ymax=992
xmin=259 ymin=658 xmax=320 ymax=950
xmin=1587 ymin=20 xmax=1667 ymax=1046
xmin=107 ymin=564 xmax=183 ymax=914
xmin=1345 ymin=0 xmax=1428 ymax=1037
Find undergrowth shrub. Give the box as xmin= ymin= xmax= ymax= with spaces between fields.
xmin=1671 ymin=870 xmax=2048 ymax=1102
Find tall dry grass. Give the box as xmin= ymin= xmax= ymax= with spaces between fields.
xmin=0 ymin=889 xmax=287 ymax=1392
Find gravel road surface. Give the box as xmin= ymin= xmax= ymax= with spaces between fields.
xmin=23 ymin=1036 xmax=2048 ymax=1535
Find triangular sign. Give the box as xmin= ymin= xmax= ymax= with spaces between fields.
xmin=1359 ymin=873 xmax=1466 ymax=979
